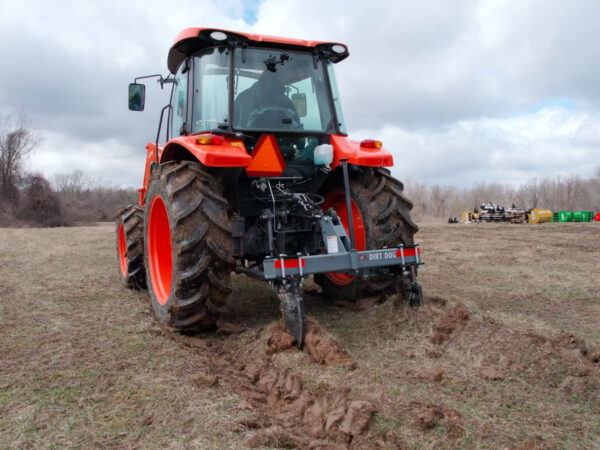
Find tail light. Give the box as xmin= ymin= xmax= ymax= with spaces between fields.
xmin=196 ymin=133 xmax=224 ymax=145
xmin=360 ymin=139 xmax=382 ymax=150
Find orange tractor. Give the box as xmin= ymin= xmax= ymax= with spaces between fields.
xmin=118 ymin=28 xmax=422 ymax=346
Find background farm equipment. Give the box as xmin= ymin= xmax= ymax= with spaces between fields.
xmin=462 ymin=203 xmax=527 ymax=223
xmin=117 ymin=28 xmax=422 ymax=346
xmin=527 ymin=208 xmax=553 ymax=224
xmin=461 ymin=204 xmax=557 ymax=224
xmin=554 ymin=211 xmax=596 ymax=222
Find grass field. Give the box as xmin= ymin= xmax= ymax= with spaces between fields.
xmin=1 ymin=222 xmax=599 ymax=449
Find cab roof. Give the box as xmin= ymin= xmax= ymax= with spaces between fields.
xmin=168 ymin=27 xmax=349 ymax=73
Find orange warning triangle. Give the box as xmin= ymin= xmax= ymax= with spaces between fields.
xmin=245 ymin=134 xmax=286 ymax=177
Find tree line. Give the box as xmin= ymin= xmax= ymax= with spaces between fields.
xmin=0 ymin=113 xmax=137 ymax=227
xmin=2 ymin=112 xmax=598 ymax=227
xmin=0 ymin=169 xmax=138 ymax=227
xmin=405 ymin=169 xmax=600 ymax=221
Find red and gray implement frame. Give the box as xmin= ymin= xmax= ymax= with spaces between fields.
xmin=264 ymin=245 xmax=421 ymax=280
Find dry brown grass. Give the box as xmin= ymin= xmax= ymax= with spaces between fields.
xmin=1 ymin=222 xmax=599 ymax=448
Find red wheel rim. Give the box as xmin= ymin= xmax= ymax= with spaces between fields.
xmin=148 ymin=196 xmax=172 ymax=305
xmin=118 ymin=223 xmax=127 ymax=277
xmin=321 ymin=191 xmax=366 ymax=285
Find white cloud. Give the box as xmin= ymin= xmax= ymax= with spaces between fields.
xmin=354 ymin=106 xmax=599 ymax=187
xmin=27 ymin=131 xmax=145 ymax=188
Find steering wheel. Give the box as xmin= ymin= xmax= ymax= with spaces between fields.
xmin=246 ymin=106 xmax=303 ymax=129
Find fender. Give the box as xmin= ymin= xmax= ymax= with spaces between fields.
xmin=138 ymin=134 xmax=392 ymax=206
xmin=330 ymin=135 xmax=393 ymax=169
xmin=137 ymin=135 xmax=252 ymax=206
xmin=138 ymin=142 xmax=162 ymax=206
xmin=161 ymin=135 xmax=252 ymax=167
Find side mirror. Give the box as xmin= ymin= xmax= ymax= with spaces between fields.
xmin=128 ymin=83 xmax=145 ymax=111
xmin=291 ymin=93 xmax=307 ymax=117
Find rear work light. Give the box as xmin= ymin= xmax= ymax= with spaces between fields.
xmin=210 ymin=31 xmax=228 ymax=41
xmin=360 ymin=139 xmax=382 ymax=150
xmin=196 ymin=133 xmax=224 ymax=145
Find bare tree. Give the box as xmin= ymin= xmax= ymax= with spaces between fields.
xmin=429 ymin=184 xmax=456 ymax=217
xmin=518 ymin=178 xmax=540 ymax=209
xmin=53 ymin=170 xmax=88 ymax=196
xmin=404 ymin=180 xmax=428 ymax=219
xmin=0 ymin=113 xmax=41 ymax=204
xmin=18 ymin=173 xmax=65 ymax=227
xmin=51 ymin=170 xmax=138 ymax=224
xmin=564 ymin=175 xmax=590 ymax=211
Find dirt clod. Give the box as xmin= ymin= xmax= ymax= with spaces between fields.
xmin=431 ymin=302 xmax=469 ymax=345
xmin=301 ymin=277 xmax=324 ymax=295
xmin=338 ymin=400 xmax=376 ymax=436
xmin=415 ymin=407 xmax=437 ymax=429
xmin=216 ymin=319 xmax=245 ymax=334
xmin=265 ymin=320 xmax=357 ymax=369
xmin=412 ymin=402 xmax=463 ymax=430
xmin=192 ymin=374 xmax=218 ymax=387
xmin=265 ymin=322 xmax=296 ymax=355
xmin=304 ymin=321 xmax=357 ymax=370
xmin=588 ymin=348 xmax=600 ymax=364
xmin=479 ymin=366 xmax=505 ymax=380
xmin=417 ymin=366 xmax=444 ymax=382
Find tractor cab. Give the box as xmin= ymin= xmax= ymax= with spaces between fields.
xmin=131 ymin=28 xmax=350 ymax=161
xmin=178 ymin=45 xmax=344 ymax=161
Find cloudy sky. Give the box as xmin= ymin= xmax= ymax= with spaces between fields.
xmin=1 ymin=0 xmax=598 ymax=188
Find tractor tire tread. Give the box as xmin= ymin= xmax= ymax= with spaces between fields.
xmin=316 ymin=167 xmax=417 ymax=302
xmin=116 ymin=204 xmax=146 ymax=289
xmin=174 ymin=195 xmax=203 ymax=223
xmin=145 ymin=161 xmax=233 ymax=330
xmin=176 ymin=222 xmax=209 ymax=254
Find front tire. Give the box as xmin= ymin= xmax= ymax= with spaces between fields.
xmin=116 ymin=205 xmax=146 ymax=289
xmin=315 ymin=167 xmax=419 ymax=302
xmin=144 ymin=161 xmax=234 ymax=330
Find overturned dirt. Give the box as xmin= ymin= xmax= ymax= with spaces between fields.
xmin=266 ymin=319 xmax=357 ymax=370
xmin=430 ymin=301 xmax=469 ymax=344
xmin=1 ymin=223 xmax=599 ymax=448
xmin=411 ymin=401 xmax=463 ymax=431
xmin=175 ymin=322 xmax=372 ymax=448
xmin=238 ymin=366 xmax=375 ymax=448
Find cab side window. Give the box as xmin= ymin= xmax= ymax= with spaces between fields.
xmin=171 ymin=63 xmax=188 ymax=137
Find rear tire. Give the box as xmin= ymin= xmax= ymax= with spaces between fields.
xmin=116 ymin=205 xmax=146 ymax=289
xmin=144 ymin=161 xmax=233 ymax=330
xmin=315 ymin=167 xmax=418 ymax=302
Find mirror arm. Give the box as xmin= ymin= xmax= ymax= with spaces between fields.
xmin=158 ymin=77 xmax=175 ymax=89
xmin=133 ymin=74 xmax=175 ymax=89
